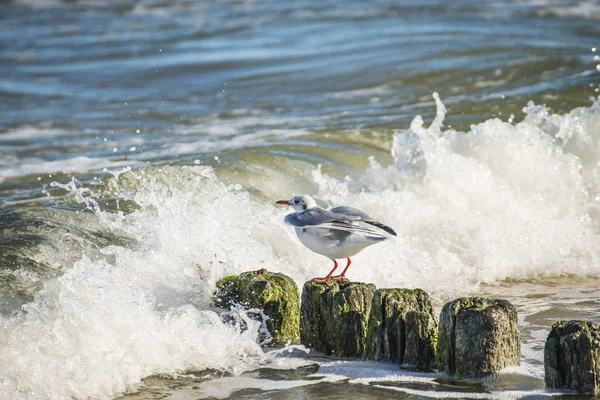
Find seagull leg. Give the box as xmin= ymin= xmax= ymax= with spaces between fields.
xmin=313 ymin=260 xmax=338 ymax=282
xmin=332 ymin=258 xmax=352 ymax=280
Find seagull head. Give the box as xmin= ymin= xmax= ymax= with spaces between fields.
xmin=276 ymin=194 xmax=317 ymax=211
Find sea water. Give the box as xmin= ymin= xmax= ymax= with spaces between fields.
xmin=1 ymin=0 xmax=600 ymax=398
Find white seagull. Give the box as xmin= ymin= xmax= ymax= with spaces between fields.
xmin=276 ymin=194 xmax=396 ymax=282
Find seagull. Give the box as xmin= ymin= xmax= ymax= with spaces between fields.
xmin=276 ymin=194 xmax=397 ymax=282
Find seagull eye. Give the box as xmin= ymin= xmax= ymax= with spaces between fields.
xmin=294 ymin=199 xmax=300 ymax=204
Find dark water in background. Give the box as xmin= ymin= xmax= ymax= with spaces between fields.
xmin=1 ymin=0 xmax=600 ymax=399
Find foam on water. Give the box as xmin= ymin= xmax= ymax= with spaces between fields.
xmin=0 ymin=156 xmax=143 ymax=182
xmin=193 ymin=361 xmax=548 ymax=400
xmin=0 ymin=167 xmax=282 ymax=399
xmin=1 ymin=96 xmax=600 ymax=398
xmin=307 ymin=93 xmax=600 ymax=296
xmin=0 ymin=125 xmax=145 ymax=183
xmin=0 ymin=125 xmax=68 ymax=141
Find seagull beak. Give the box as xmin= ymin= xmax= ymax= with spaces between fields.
xmin=276 ymin=200 xmax=290 ymax=205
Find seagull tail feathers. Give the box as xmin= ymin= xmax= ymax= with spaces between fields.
xmin=364 ymin=220 xmax=397 ymax=236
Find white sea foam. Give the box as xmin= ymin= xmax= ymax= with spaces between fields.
xmin=307 ymin=94 xmax=600 ymax=297
xmin=325 ymin=85 xmax=393 ymax=100
xmin=191 ymin=360 xmax=548 ymax=400
xmin=160 ymin=128 xmax=310 ymax=155
xmin=0 ymin=125 xmax=67 ymax=141
xmin=0 ymin=124 xmax=146 ymax=183
xmin=136 ymin=110 xmax=317 ymax=158
xmin=1 ymin=96 xmax=600 ymax=399
xmin=0 ymin=167 xmax=277 ymax=399
xmin=0 ymin=155 xmax=143 ymax=181
xmin=306 ymin=361 xmax=547 ymax=400
xmin=196 ymin=375 xmax=337 ymax=399
xmin=14 ymin=0 xmax=133 ymax=8
xmin=533 ymin=0 xmax=600 ymax=20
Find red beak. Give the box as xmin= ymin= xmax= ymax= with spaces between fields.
xmin=276 ymin=200 xmax=290 ymax=205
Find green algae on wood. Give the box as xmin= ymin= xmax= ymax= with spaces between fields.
xmin=437 ymin=297 xmax=520 ymax=378
xmin=365 ymin=288 xmax=438 ymax=370
xmin=215 ymin=269 xmax=300 ymax=346
xmin=300 ymin=279 xmax=376 ymax=357
xmin=545 ymin=320 xmax=600 ymax=394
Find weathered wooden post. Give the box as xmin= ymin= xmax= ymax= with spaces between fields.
xmin=365 ymin=288 xmax=437 ymax=370
xmin=545 ymin=320 xmax=600 ymax=394
xmin=300 ymin=279 xmax=376 ymax=357
xmin=215 ymin=269 xmax=300 ymax=346
xmin=437 ymin=297 xmax=520 ymax=378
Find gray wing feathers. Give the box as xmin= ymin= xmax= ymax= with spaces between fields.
xmin=331 ymin=206 xmax=397 ymax=236
xmin=284 ymin=208 xmax=358 ymax=227
xmin=330 ymin=206 xmax=372 ymax=220
xmin=284 ymin=206 xmax=396 ymax=237
xmin=305 ymin=222 xmax=386 ymax=240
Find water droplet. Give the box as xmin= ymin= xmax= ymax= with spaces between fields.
xmin=136 ymin=129 xmax=140 ymax=133
xmin=194 ymin=159 xmax=201 ymax=165
xmin=113 ymin=148 xmax=118 ymax=152
xmin=214 ymin=156 xmax=219 ymax=161
xmin=129 ymin=146 xmax=136 ymax=152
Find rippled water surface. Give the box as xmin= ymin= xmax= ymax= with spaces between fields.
xmin=1 ymin=0 xmax=600 ymax=398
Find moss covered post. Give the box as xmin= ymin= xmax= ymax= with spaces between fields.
xmin=300 ymin=279 xmax=376 ymax=357
xmin=215 ymin=269 xmax=300 ymax=346
xmin=437 ymin=297 xmax=520 ymax=378
xmin=365 ymin=288 xmax=438 ymax=370
xmin=545 ymin=320 xmax=600 ymax=394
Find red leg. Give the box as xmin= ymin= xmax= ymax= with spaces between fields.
xmin=313 ymin=260 xmax=338 ymax=282
xmin=332 ymin=258 xmax=351 ymax=280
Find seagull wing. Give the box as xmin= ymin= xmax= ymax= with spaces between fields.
xmin=309 ymin=221 xmax=387 ymax=240
xmin=284 ymin=209 xmax=388 ymax=241
xmin=330 ymin=206 xmax=397 ymax=236
xmin=330 ymin=206 xmax=372 ymax=220
xmin=284 ymin=208 xmax=358 ymax=227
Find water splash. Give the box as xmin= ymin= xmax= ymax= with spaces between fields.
xmin=311 ymin=95 xmax=600 ymax=296
xmin=0 ymin=167 xmax=280 ymax=399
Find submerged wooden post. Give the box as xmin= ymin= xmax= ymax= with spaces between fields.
xmin=545 ymin=320 xmax=600 ymax=394
xmin=300 ymin=279 xmax=376 ymax=357
xmin=365 ymin=288 xmax=438 ymax=370
xmin=437 ymin=297 xmax=520 ymax=378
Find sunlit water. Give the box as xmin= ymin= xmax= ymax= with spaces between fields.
xmin=1 ymin=0 xmax=600 ymax=398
